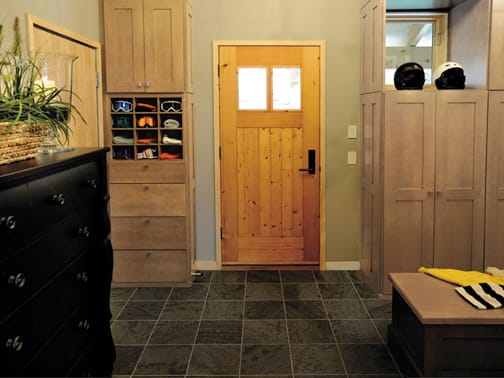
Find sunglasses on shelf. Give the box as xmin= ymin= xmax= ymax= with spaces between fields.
xmin=160 ymin=100 xmax=182 ymax=113
xmin=112 ymin=100 xmax=133 ymax=112
xmin=137 ymin=116 xmax=156 ymax=128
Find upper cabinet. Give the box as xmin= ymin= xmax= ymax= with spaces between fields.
xmin=489 ymin=0 xmax=504 ymax=89
xmin=103 ymin=0 xmax=192 ymax=93
xmin=360 ymin=0 xmax=384 ymax=94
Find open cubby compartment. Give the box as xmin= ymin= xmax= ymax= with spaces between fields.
xmin=136 ymin=144 xmax=159 ymax=160
xmin=136 ymin=129 xmax=159 ymax=145
xmin=135 ymin=114 xmax=158 ymax=129
xmin=112 ymin=114 xmax=134 ymax=129
xmin=160 ymin=145 xmax=183 ymax=160
xmin=134 ymin=97 xmax=158 ymax=112
xmin=161 ymin=113 xmax=182 ymax=129
xmin=160 ymin=96 xmax=183 ymax=113
xmin=111 ymin=97 xmax=134 ymax=113
xmin=112 ymin=130 xmax=134 ymax=145
xmin=112 ymin=146 xmax=134 ymax=160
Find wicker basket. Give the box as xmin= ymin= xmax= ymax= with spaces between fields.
xmin=0 ymin=122 xmax=46 ymax=165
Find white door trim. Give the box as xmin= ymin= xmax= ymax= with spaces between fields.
xmin=212 ymin=40 xmax=326 ymax=270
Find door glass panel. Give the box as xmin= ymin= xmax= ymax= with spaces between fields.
xmin=272 ymin=67 xmax=301 ymax=110
xmin=238 ymin=67 xmax=267 ymax=110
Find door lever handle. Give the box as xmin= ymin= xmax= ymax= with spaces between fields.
xmin=298 ymin=149 xmax=316 ymax=174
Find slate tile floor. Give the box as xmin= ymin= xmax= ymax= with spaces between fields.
xmin=110 ymin=270 xmax=403 ymax=377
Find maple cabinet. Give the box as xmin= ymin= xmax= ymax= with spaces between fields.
xmin=360 ymin=0 xmax=384 ymax=94
xmin=103 ymin=0 xmax=192 ymax=93
xmin=381 ymin=90 xmax=487 ymax=293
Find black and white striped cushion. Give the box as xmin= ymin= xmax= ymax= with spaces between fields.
xmin=455 ymin=283 xmax=504 ymax=310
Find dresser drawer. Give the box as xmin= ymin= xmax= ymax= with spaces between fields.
xmin=21 ymin=305 xmax=93 ymax=377
xmin=109 ymin=160 xmax=186 ymax=183
xmin=112 ymin=250 xmax=190 ymax=284
xmin=0 ymin=184 xmax=31 ymax=254
xmin=110 ymin=183 xmax=186 ymax=216
xmin=0 ymin=207 xmax=102 ymax=319
xmin=29 ymin=161 xmax=102 ymax=230
xmin=111 ymin=216 xmax=187 ymax=250
xmin=0 ymin=252 xmax=93 ymax=376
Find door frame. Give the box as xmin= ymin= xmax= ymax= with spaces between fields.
xmin=212 ymin=40 xmax=326 ymax=270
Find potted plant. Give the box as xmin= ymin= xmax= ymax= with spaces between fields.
xmin=0 ymin=16 xmax=84 ymax=164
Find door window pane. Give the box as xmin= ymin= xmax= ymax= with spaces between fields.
xmin=272 ymin=67 xmax=301 ymax=110
xmin=238 ymin=67 xmax=267 ymax=110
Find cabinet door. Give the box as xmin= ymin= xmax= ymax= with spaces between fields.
xmin=103 ymin=0 xmax=145 ymax=92
xmin=434 ymin=90 xmax=487 ymax=271
xmin=360 ymin=92 xmax=383 ymax=292
xmin=360 ymin=0 xmax=384 ymax=94
xmin=485 ymin=91 xmax=504 ymax=267
xmin=383 ymin=91 xmax=436 ymax=294
xmin=143 ymin=0 xmax=185 ymax=92
xmin=489 ymin=0 xmax=504 ymax=90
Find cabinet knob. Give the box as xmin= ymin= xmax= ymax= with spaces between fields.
xmin=78 ymin=320 xmax=91 ymax=331
xmin=137 ymin=82 xmax=144 ymax=88
xmin=143 ymin=164 xmax=149 ymax=170
xmin=0 ymin=216 xmax=16 ymax=230
xmin=52 ymin=193 xmax=65 ymax=206
xmin=88 ymin=178 xmax=97 ymax=190
xmin=7 ymin=273 xmax=26 ymax=288
xmin=143 ymin=185 xmax=149 ymax=192
xmin=145 ymin=82 xmax=151 ymax=88
xmin=76 ymin=272 xmax=89 ymax=283
xmin=5 ymin=336 xmax=23 ymax=352
xmin=77 ymin=226 xmax=90 ymax=238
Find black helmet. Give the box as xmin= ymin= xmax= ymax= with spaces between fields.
xmin=394 ymin=62 xmax=425 ymax=90
xmin=433 ymin=62 xmax=465 ymax=89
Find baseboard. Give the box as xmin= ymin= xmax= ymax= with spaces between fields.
xmin=325 ymin=261 xmax=360 ymax=270
xmin=193 ymin=260 xmax=360 ymax=271
xmin=193 ymin=260 xmax=220 ymax=271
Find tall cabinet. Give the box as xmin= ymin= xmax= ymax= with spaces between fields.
xmin=102 ymin=0 xmax=194 ymax=286
xmin=360 ymin=0 xmax=499 ymax=294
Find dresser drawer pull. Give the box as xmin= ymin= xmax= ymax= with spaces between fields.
xmin=52 ymin=193 xmax=65 ymax=206
xmin=0 ymin=216 xmax=16 ymax=230
xmin=7 ymin=273 xmax=26 ymax=288
xmin=5 ymin=336 xmax=23 ymax=352
xmin=76 ymin=272 xmax=89 ymax=283
xmin=87 ymin=178 xmax=98 ymax=190
xmin=78 ymin=320 xmax=91 ymax=331
xmin=77 ymin=226 xmax=90 ymax=238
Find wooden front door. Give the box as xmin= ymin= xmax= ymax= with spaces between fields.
xmin=219 ymin=45 xmax=320 ymax=266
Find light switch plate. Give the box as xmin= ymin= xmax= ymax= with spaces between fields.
xmin=348 ymin=124 xmax=357 ymax=139
xmin=348 ymin=151 xmax=357 ymax=165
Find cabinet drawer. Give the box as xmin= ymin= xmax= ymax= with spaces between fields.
xmin=111 ymin=216 xmax=187 ymax=249
xmin=110 ymin=183 xmax=186 ymax=216
xmin=112 ymin=250 xmax=189 ymax=284
xmin=109 ymin=161 xmax=185 ymax=183
xmin=0 ymin=252 xmax=92 ymax=376
xmin=0 ymin=184 xmax=31 ymax=254
xmin=0 ymin=208 xmax=102 ymax=319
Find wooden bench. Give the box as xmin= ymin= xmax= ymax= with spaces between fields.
xmin=388 ymin=272 xmax=504 ymax=377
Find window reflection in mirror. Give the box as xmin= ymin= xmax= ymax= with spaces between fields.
xmin=385 ymin=13 xmax=447 ymax=87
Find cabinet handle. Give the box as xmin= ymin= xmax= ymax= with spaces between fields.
xmin=78 ymin=320 xmax=91 ymax=331
xmin=77 ymin=226 xmax=90 ymax=238
xmin=143 ymin=164 xmax=149 ymax=170
xmin=0 ymin=216 xmax=16 ymax=230
xmin=52 ymin=193 xmax=65 ymax=206
xmin=76 ymin=272 xmax=89 ymax=283
xmin=7 ymin=273 xmax=26 ymax=288
xmin=145 ymin=82 xmax=151 ymax=88
xmin=137 ymin=82 xmax=144 ymax=88
xmin=87 ymin=178 xmax=97 ymax=190
xmin=143 ymin=185 xmax=149 ymax=192
xmin=5 ymin=336 xmax=23 ymax=352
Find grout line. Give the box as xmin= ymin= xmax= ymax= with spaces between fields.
xmin=279 ymin=270 xmax=296 ymax=377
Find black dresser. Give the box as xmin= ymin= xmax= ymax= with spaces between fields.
xmin=0 ymin=148 xmax=115 ymax=377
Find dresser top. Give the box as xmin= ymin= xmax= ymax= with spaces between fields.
xmin=0 ymin=148 xmax=109 ymax=188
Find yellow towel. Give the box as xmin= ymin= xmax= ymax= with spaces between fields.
xmin=418 ymin=267 xmax=504 ymax=286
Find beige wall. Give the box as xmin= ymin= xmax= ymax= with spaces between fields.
xmin=192 ymin=0 xmax=362 ymax=264
xmin=0 ymin=0 xmax=100 ymax=43
xmin=2 ymin=0 xmax=362 ymax=265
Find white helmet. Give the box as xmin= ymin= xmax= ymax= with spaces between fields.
xmin=433 ymin=62 xmax=465 ymax=89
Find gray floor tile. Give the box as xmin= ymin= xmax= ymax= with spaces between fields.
xmin=331 ymin=319 xmax=382 ymax=344
xmin=284 ymin=300 xmax=326 ymax=319
xmin=280 ymin=270 xmax=316 ymax=283
xmin=245 ymin=300 xmax=285 ymax=319
xmin=169 ymin=284 xmax=209 ymax=300
xmin=246 ymin=283 xmax=283 ymax=300
xmin=247 ymin=270 xmax=281 ymax=283
xmin=110 ymin=301 xmax=126 ymax=321
xmin=282 ymin=283 xmax=321 ymax=300
xmin=241 ymin=344 xmax=292 ymax=375
xmin=339 ymin=344 xmax=399 ymax=375
xmin=196 ymin=320 xmax=242 ymax=344
xmin=131 ymin=287 xmax=172 ymax=301
xmin=313 ymin=270 xmax=351 ymax=283
xmin=207 ymin=284 xmax=245 ymax=300
xmin=117 ymin=301 xmax=165 ymax=320
xmin=203 ymin=300 xmax=243 ymax=320
xmin=354 ymin=283 xmax=378 ymax=299
xmin=134 ymin=345 xmax=192 ymax=375
xmin=287 ymin=319 xmax=335 ymax=344
xmin=243 ymin=319 xmax=288 ymax=344
xmin=211 ymin=270 xmax=246 ymax=284
xmin=160 ymin=301 xmax=204 ymax=320
xmin=290 ymin=344 xmax=345 ymax=375
xmin=110 ymin=287 xmax=135 ymax=301
xmin=149 ymin=320 xmax=199 ymax=344
xmin=324 ymin=300 xmax=369 ymax=319
xmin=318 ymin=283 xmax=359 ymax=300
xmin=363 ymin=299 xmax=392 ymax=319
xmin=112 ymin=345 xmax=144 ymax=375
xmin=111 ymin=320 xmax=156 ymax=345
xmin=188 ymin=344 xmax=241 ymax=375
